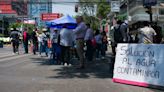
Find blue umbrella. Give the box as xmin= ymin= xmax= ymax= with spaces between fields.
xmin=46 ymin=15 xmax=77 ymax=29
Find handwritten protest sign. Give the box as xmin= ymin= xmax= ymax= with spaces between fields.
xmin=113 ymin=44 xmax=164 ymax=88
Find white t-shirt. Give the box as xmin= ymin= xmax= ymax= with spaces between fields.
xmin=138 ymin=26 xmax=156 ymax=43
xmin=60 ymin=28 xmax=73 ymax=46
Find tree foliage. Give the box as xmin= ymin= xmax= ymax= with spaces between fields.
xmin=78 ymin=0 xmax=110 ymax=30
xmin=96 ymin=0 xmax=110 ymax=19
xmin=9 ymin=23 xmax=35 ymax=35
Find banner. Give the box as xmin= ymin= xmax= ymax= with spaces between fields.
xmin=113 ymin=44 xmax=164 ymax=88
xmin=41 ymin=13 xmax=60 ymax=21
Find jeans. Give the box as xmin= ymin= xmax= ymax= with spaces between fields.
xmin=52 ymin=43 xmax=61 ymax=63
xmin=38 ymin=42 xmax=42 ymax=55
xmin=101 ymin=43 xmax=107 ymax=57
xmin=96 ymin=43 xmax=102 ymax=58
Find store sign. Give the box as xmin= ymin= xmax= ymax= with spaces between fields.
xmin=41 ymin=13 xmax=60 ymax=21
xmin=113 ymin=44 xmax=164 ymax=88
xmin=24 ymin=20 xmax=35 ymax=24
xmin=111 ymin=1 xmax=120 ymax=12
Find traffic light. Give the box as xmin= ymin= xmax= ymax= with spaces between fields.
xmin=75 ymin=5 xmax=78 ymax=12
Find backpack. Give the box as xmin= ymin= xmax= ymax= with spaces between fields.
xmin=11 ymin=31 xmax=19 ymax=41
xmin=114 ymin=26 xmax=123 ymax=43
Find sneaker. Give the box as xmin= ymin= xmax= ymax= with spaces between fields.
xmin=64 ymin=63 xmax=68 ymax=66
xmin=101 ymin=57 xmax=105 ymax=59
xmin=96 ymin=58 xmax=100 ymax=60
xmin=12 ymin=53 xmax=15 ymax=55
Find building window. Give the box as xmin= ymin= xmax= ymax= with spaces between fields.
xmin=159 ymin=8 xmax=164 ymax=15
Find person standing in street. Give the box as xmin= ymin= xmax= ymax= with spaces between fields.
xmin=84 ymin=23 xmax=94 ymax=62
xmin=60 ymin=25 xmax=73 ymax=66
xmin=10 ymin=28 xmax=21 ymax=54
xmin=23 ymin=28 xmax=29 ymax=54
xmin=73 ymin=16 xmax=87 ymax=69
xmin=129 ymin=21 xmax=156 ymax=44
xmin=138 ymin=21 xmax=156 ymax=44
xmin=109 ymin=25 xmax=116 ymax=56
xmin=101 ymin=31 xmax=108 ymax=59
xmin=51 ymin=28 xmax=61 ymax=64
xmin=31 ymin=28 xmax=38 ymax=55
xmin=95 ymin=30 xmax=102 ymax=60
xmin=41 ymin=29 xmax=48 ymax=56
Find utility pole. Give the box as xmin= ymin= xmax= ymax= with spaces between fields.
xmin=2 ymin=16 xmax=4 ymax=36
xmin=48 ymin=0 xmax=51 ymax=13
xmin=145 ymin=6 xmax=153 ymax=23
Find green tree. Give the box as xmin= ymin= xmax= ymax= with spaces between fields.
xmin=9 ymin=23 xmax=35 ymax=35
xmin=78 ymin=0 xmax=100 ymax=30
xmin=97 ymin=0 xmax=110 ymax=19
xmin=78 ymin=0 xmax=110 ymax=30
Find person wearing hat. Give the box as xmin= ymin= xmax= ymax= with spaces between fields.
xmin=39 ymin=28 xmax=48 ymax=56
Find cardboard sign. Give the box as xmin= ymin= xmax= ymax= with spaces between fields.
xmin=113 ymin=44 xmax=164 ymax=88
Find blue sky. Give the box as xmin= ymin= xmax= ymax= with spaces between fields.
xmin=52 ymin=0 xmax=78 ymax=16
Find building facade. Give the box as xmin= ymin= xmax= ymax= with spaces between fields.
xmin=28 ymin=0 xmax=53 ymax=27
xmin=119 ymin=0 xmax=164 ymax=28
xmin=0 ymin=0 xmax=28 ymax=36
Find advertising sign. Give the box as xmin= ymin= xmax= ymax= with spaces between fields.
xmin=111 ymin=1 xmax=120 ymax=12
xmin=113 ymin=44 xmax=164 ymax=88
xmin=41 ymin=13 xmax=60 ymax=21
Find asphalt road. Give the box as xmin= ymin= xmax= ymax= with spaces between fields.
xmin=0 ymin=46 xmax=163 ymax=92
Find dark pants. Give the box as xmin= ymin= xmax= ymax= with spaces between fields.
xmin=32 ymin=42 xmax=38 ymax=55
xmin=86 ymin=40 xmax=93 ymax=61
xmin=96 ymin=43 xmax=102 ymax=58
xmin=101 ymin=43 xmax=107 ymax=57
xmin=12 ymin=40 xmax=19 ymax=53
xmin=52 ymin=43 xmax=61 ymax=63
xmin=61 ymin=46 xmax=70 ymax=65
xmin=23 ymin=41 xmax=28 ymax=53
xmin=111 ymin=42 xmax=116 ymax=56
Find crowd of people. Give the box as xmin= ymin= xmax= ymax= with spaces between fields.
xmin=9 ymin=16 xmax=164 ymax=69
xmin=9 ymin=16 xmax=108 ymax=69
xmin=109 ymin=20 xmax=164 ymax=56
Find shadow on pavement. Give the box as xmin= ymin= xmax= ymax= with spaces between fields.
xmin=30 ymin=57 xmax=56 ymax=65
xmin=48 ymin=60 xmax=113 ymax=79
xmin=30 ymin=55 xmax=115 ymax=79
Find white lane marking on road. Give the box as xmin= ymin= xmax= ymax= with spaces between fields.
xmin=0 ymin=54 xmax=31 ymax=62
xmin=0 ymin=54 xmax=32 ymax=68
xmin=38 ymin=90 xmax=54 ymax=92
xmin=0 ymin=53 xmax=15 ymax=58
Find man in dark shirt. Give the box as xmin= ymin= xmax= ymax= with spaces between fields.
xmin=31 ymin=28 xmax=38 ymax=55
xmin=10 ymin=28 xmax=20 ymax=54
